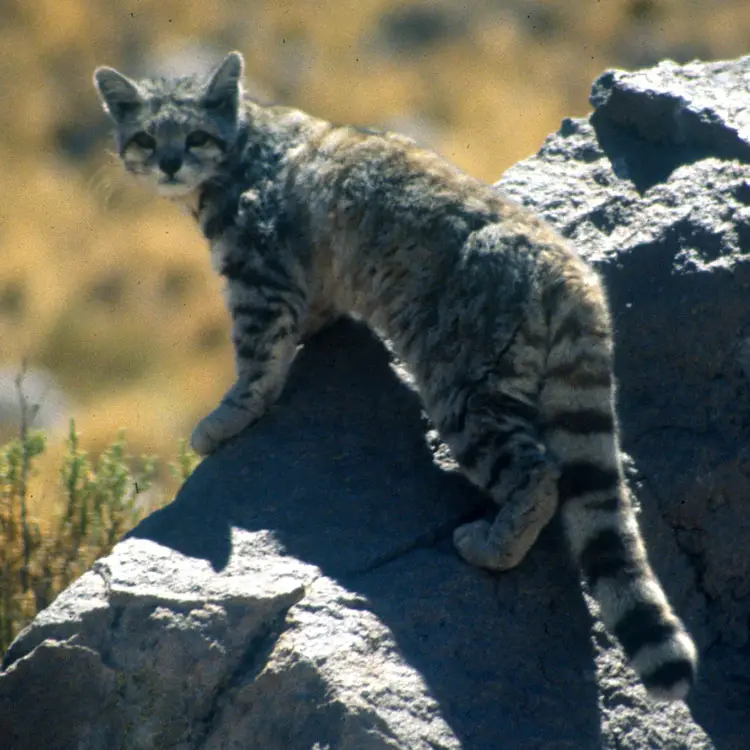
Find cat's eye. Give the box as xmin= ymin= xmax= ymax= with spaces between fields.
xmin=131 ymin=132 xmax=156 ymax=150
xmin=186 ymin=130 xmax=212 ymax=149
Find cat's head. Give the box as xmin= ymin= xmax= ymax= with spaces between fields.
xmin=94 ymin=52 xmax=245 ymax=199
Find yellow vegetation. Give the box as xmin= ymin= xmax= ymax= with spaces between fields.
xmin=1 ymin=0 xmax=749 ymax=522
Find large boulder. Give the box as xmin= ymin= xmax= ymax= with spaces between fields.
xmin=499 ymin=58 xmax=750 ymax=728
xmin=3 ymin=56 xmax=750 ymax=749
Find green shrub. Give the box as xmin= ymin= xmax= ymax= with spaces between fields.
xmin=0 ymin=408 xmax=199 ymax=654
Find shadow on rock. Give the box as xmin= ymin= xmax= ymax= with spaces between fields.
xmin=130 ymin=319 xmax=604 ymax=749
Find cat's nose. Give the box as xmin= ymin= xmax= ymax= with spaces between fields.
xmin=159 ymin=155 xmax=183 ymax=176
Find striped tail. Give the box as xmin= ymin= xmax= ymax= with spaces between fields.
xmin=539 ymin=265 xmax=698 ymax=701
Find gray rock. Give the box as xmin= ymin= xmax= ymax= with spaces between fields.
xmin=589 ymin=57 xmax=750 ymax=168
xmin=4 ymin=55 xmax=750 ymax=748
xmin=499 ymin=56 xmax=750 ymax=746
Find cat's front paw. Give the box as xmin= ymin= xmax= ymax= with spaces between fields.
xmin=190 ymin=420 xmax=222 ymax=456
xmin=190 ymin=403 xmax=259 ymax=455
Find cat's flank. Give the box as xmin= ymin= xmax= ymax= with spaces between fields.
xmin=94 ymin=51 xmax=698 ymax=700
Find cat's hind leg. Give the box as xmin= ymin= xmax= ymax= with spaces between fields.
xmin=449 ymin=384 xmax=559 ymax=571
xmin=430 ymin=322 xmax=558 ymax=571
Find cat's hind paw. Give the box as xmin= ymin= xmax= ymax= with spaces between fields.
xmin=453 ymin=519 xmax=523 ymax=572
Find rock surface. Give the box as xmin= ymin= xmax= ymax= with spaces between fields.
xmin=4 ymin=56 xmax=750 ymax=749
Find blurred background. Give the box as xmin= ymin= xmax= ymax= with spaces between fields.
xmin=1 ymin=0 xmax=750 ymax=496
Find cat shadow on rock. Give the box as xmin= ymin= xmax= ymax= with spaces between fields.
xmin=129 ymin=319 xmax=604 ymax=749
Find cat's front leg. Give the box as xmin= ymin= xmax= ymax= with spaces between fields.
xmin=191 ymin=278 xmax=305 ymax=455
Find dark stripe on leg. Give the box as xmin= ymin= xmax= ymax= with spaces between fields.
xmin=232 ymin=305 xmax=279 ymax=324
xmin=614 ymin=601 xmax=678 ymax=658
xmin=204 ymin=206 xmax=236 ymax=239
xmin=439 ymin=403 xmax=467 ymax=436
xmin=550 ymin=313 xmax=584 ymax=348
xmin=454 ymin=431 xmax=497 ymax=470
xmin=551 ymin=314 xmax=609 ymax=348
xmin=235 ymin=343 xmax=272 ymax=362
xmin=236 ymin=371 xmax=266 ymax=389
xmin=399 ymin=324 xmax=424 ymax=359
xmin=496 ymin=395 xmax=537 ymax=423
xmin=238 ymin=267 xmax=297 ymax=296
xmin=223 ymin=395 xmax=249 ymax=410
xmin=454 ymin=424 xmax=526 ymax=471
xmin=240 ymin=320 xmax=283 ymax=337
xmin=464 ymin=390 xmax=537 ymax=424
xmin=485 ymin=451 xmax=514 ymax=491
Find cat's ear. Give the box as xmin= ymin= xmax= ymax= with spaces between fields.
xmin=201 ymin=51 xmax=244 ymax=116
xmin=94 ymin=67 xmax=143 ymax=121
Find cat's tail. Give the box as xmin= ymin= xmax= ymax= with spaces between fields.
xmin=539 ymin=260 xmax=698 ymax=701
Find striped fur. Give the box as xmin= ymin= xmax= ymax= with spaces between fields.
xmin=94 ymin=51 xmax=698 ymax=700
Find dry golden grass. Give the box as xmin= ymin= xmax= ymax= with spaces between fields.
xmin=2 ymin=0 xmax=750 ymax=526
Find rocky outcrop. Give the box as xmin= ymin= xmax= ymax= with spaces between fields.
xmin=3 ymin=57 xmax=750 ymax=749
xmin=501 ymin=56 xmax=750 ymax=652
